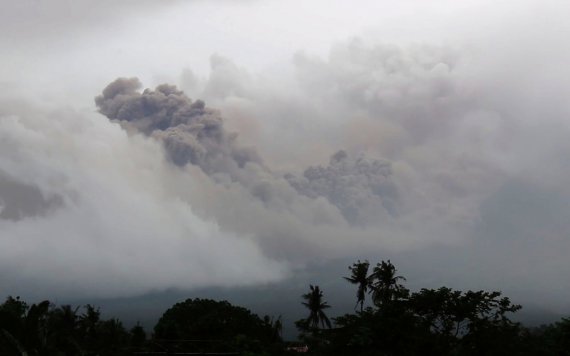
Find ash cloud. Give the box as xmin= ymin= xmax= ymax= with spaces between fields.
xmin=95 ymin=78 xmax=403 ymax=227
xmin=91 ymin=68 xmax=482 ymax=280
xmin=95 ymin=78 xmax=262 ymax=181
xmin=178 ymin=45 xmax=501 ymax=234
xmin=0 ymin=174 xmax=63 ymax=221
xmin=286 ymin=150 xmax=398 ymax=225
xmin=172 ymin=37 xmax=570 ymax=309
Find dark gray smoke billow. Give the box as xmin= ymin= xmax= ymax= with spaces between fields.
xmin=0 ymin=174 xmax=63 ymax=221
xmin=95 ymin=78 xmax=262 ymax=179
xmin=285 ymin=150 xmax=398 ymax=225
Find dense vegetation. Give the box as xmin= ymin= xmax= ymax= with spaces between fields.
xmin=1 ymin=260 xmax=570 ymax=355
xmin=154 ymin=298 xmax=283 ymax=354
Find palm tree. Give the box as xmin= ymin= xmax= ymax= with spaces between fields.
xmin=79 ymin=304 xmax=100 ymax=351
xmin=368 ymin=260 xmax=407 ymax=307
xmin=344 ymin=260 xmax=370 ymax=312
xmin=50 ymin=305 xmax=80 ymax=334
xmin=301 ymin=285 xmax=332 ymax=329
xmin=48 ymin=304 xmax=82 ymax=354
xmin=263 ymin=315 xmax=283 ymax=341
xmin=273 ymin=315 xmax=283 ymax=339
xmin=23 ymin=300 xmax=50 ymax=352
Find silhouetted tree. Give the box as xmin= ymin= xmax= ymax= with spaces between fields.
xmin=333 ymin=260 xmax=530 ymax=355
xmin=78 ymin=304 xmax=100 ymax=352
xmin=129 ymin=322 xmax=147 ymax=349
xmin=154 ymin=298 xmax=282 ymax=354
xmin=96 ymin=318 xmax=128 ymax=355
xmin=273 ymin=315 xmax=283 ymax=341
xmin=526 ymin=318 xmax=570 ymax=355
xmin=0 ymin=296 xmax=28 ymax=345
xmin=0 ymin=297 xmax=51 ymax=355
xmin=46 ymin=304 xmax=82 ymax=354
xmin=368 ymin=260 xmax=407 ymax=307
xmin=263 ymin=314 xmax=283 ymax=342
xmin=332 ymin=306 xmax=431 ymax=356
xmin=300 ymin=285 xmax=332 ymax=330
xmin=344 ymin=259 xmax=371 ymax=312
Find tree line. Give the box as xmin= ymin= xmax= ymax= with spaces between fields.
xmin=1 ymin=260 xmax=570 ymax=355
xmin=296 ymin=260 xmax=570 ymax=355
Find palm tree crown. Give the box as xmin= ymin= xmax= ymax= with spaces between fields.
xmin=369 ymin=260 xmax=407 ymax=306
xmin=302 ymin=285 xmax=332 ymax=329
xmin=344 ymin=260 xmax=370 ymax=312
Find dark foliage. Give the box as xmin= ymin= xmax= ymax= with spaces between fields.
xmin=306 ymin=259 xmax=546 ymax=355
xmin=154 ymin=298 xmax=283 ymax=354
xmin=0 ymin=296 xmax=141 ymax=355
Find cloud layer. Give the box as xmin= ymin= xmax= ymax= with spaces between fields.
xmin=0 ymin=103 xmax=286 ymax=298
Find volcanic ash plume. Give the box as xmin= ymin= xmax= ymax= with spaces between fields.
xmin=95 ymin=78 xmax=262 ymax=181
xmin=96 ymin=78 xmax=402 ymax=227
xmin=286 ymin=150 xmax=398 ymax=225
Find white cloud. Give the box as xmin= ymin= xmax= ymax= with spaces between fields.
xmin=0 ymin=104 xmax=287 ymax=298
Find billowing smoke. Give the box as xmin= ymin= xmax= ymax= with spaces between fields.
xmin=90 ymin=71 xmax=485 ymax=278
xmin=171 ymin=38 xmax=570 ymax=310
xmin=95 ymin=78 xmax=262 ymax=179
xmin=286 ymin=150 xmax=398 ymax=225
xmin=175 ymin=44 xmax=502 ymax=237
xmin=0 ymin=174 xmax=63 ymax=221
xmin=95 ymin=78 xmax=404 ymax=228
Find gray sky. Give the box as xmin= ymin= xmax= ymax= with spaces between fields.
xmin=1 ymin=0 xmax=570 ymax=315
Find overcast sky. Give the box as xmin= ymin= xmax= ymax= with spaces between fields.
xmin=1 ymin=0 xmax=570 ymax=314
